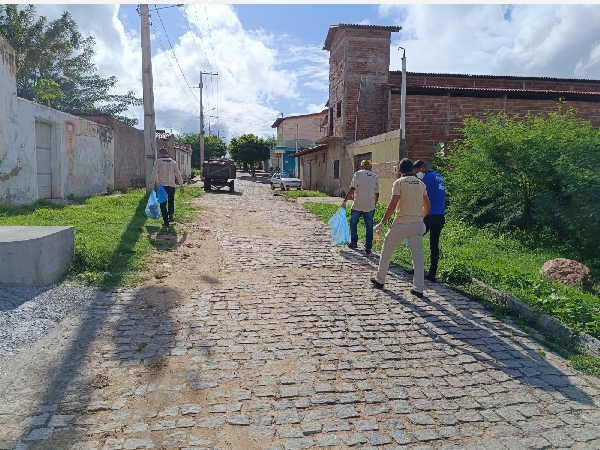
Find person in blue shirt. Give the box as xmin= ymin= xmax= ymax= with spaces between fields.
xmin=406 ymin=160 xmax=445 ymax=282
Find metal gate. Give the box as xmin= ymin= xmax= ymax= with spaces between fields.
xmin=35 ymin=121 xmax=52 ymax=199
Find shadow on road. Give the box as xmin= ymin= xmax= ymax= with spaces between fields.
xmin=336 ymin=249 xmax=596 ymax=407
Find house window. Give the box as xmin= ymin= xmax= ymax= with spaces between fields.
xmin=329 ymin=107 xmax=334 ymax=135
xmin=336 ymin=101 xmax=342 ymax=118
xmin=334 ymin=160 xmax=339 ymax=179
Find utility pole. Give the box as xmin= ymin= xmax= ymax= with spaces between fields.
xmin=140 ymin=4 xmax=157 ymax=192
xmin=398 ymin=47 xmax=407 ymax=165
xmin=196 ymin=72 xmax=218 ymax=174
xmin=295 ymin=123 xmax=299 ymax=177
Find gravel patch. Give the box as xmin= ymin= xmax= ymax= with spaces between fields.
xmin=0 ymin=284 xmax=99 ymax=357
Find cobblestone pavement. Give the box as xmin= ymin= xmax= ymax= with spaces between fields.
xmin=3 ymin=179 xmax=600 ymax=450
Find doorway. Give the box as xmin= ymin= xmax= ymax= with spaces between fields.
xmin=35 ymin=121 xmax=52 ymax=199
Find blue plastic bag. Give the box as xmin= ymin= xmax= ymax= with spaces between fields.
xmin=145 ymin=190 xmax=161 ymax=220
xmin=328 ymin=206 xmax=350 ymax=245
xmin=157 ymin=185 xmax=167 ymax=203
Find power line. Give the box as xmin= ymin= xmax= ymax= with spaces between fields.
xmin=204 ymin=5 xmax=218 ymax=71
xmin=150 ymin=21 xmax=199 ymax=112
xmin=192 ymin=4 xmax=213 ymax=73
xmin=154 ymin=5 xmax=199 ymax=103
xmin=181 ymin=6 xmax=207 ymax=73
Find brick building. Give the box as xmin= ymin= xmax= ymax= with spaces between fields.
xmin=293 ymin=23 xmax=600 ymax=197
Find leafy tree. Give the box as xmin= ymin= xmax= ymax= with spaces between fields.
xmin=33 ymin=78 xmax=64 ymax=107
xmin=228 ymin=134 xmax=271 ymax=176
xmin=175 ymin=133 xmax=227 ymax=168
xmin=445 ymin=102 xmax=600 ymax=257
xmin=0 ymin=4 xmax=141 ymax=125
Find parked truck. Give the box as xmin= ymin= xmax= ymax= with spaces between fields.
xmin=202 ymin=158 xmax=237 ymax=192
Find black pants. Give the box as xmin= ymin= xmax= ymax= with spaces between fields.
xmin=159 ymin=186 xmax=176 ymax=223
xmin=424 ymin=214 xmax=445 ymax=278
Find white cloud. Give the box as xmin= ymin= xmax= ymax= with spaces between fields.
xmin=22 ymin=4 xmax=331 ymax=141
xmin=380 ymin=4 xmax=600 ymax=79
xmin=306 ymin=103 xmax=327 ymax=114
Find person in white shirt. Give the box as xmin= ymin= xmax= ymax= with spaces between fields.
xmin=371 ymin=158 xmax=430 ymax=297
xmin=150 ymin=147 xmax=185 ymax=227
xmin=341 ymin=159 xmax=379 ymax=254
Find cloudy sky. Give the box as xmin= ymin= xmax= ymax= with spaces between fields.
xmin=30 ymin=3 xmax=600 ymax=143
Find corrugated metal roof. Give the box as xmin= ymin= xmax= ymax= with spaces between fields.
xmin=392 ymin=71 xmax=600 ymax=84
xmin=323 ymin=24 xmax=401 ymax=51
xmin=291 ymin=144 xmax=327 ymax=157
xmin=394 ymin=84 xmax=600 ymax=96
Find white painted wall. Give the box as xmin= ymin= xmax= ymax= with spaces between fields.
xmin=0 ymin=37 xmax=114 ymax=204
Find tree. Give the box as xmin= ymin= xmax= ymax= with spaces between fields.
xmin=0 ymin=4 xmax=141 ymax=125
xmin=175 ymin=133 xmax=227 ymax=169
xmin=445 ymin=102 xmax=600 ymax=255
xmin=229 ymin=134 xmax=271 ymax=177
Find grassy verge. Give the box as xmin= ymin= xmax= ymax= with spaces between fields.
xmin=304 ymin=202 xmax=600 ymax=339
xmin=0 ymin=187 xmax=203 ymax=289
xmin=283 ymin=190 xmax=330 ymax=199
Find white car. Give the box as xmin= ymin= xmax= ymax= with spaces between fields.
xmin=271 ymin=172 xmax=302 ymax=190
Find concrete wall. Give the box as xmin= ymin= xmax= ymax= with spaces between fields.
xmin=174 ymin=144 xmax=192 ymax=179
xmin=79 ymin=115 xmax=145 ymax=190
xmin=298 ymin=140 xmax=352 ymax=197
xmin=0 ymin=38 xmax=114 ymax=204
xmin=277 ymin=111 xmax=327 ymax=143
xmin=346 ymin=129 xmax=400 ymax=200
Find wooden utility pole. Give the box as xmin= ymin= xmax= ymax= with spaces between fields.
xmin=140 ymin=4 xmax=157 ymax=192
xmin=197 ymin=72 xmax=218 ymax=174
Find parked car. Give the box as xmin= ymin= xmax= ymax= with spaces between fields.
xmin=271 ymin=172 xmax=301 ymax=190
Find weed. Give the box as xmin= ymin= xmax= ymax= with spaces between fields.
xmin=145 ymin=357 xmax=168 ymax=370
xmin=284 ymin=190 xmax=330 ymax=199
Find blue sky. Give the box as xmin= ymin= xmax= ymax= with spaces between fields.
xmin=27 ymin=4 xmax=600 ymax=142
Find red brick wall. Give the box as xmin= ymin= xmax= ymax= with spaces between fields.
xmin=327 ymin=27 xmax=395 ymax=142
xmin=389 ymin=93 xmax=600 ymax=162
xmin=389 ymin=73 xmax=600 ymax=93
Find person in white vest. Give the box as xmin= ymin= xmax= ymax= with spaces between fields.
xmin=341 ymin=159 xmax=379 ymax=255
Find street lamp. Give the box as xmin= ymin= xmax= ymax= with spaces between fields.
xmin=148 ymin=4 xmax=184 ymax=11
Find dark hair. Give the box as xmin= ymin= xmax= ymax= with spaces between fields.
xmin=414 ymin=160 xmax=426 ymax=169
xmin=399 ymin=158 xmax=414 ymax=174
xmin=159 ymin=147 xmax=168 ymax=154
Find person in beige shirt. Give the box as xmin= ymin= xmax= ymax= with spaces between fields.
xmin=371 ymin=158 xmax=430 ymax=297
xmin=341 ymin=159 xmax=379 ymax=254
xmin=150 ymin=147 xmax=185 ymax=227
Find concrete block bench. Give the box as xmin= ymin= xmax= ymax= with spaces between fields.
xmin=0 ymin=226 xmax=74 ymax=287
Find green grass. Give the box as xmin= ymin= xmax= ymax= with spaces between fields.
xmin=283 ymin=190 xmax=330 ymax=199
xmin=304 ymin=202 xmax=600 ymax=338
xmin=0 ymin=187 xmax=203 ymax=289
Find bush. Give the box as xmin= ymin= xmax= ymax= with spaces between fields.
xmin=445 ymin=101 xmax=600 ymax=262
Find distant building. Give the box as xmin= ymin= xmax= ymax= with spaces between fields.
xmin=270 ymin=110 xmax=328 ymax=176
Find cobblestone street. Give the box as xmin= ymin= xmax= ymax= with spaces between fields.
xmin=2 ymin=179 xmax=600 ymax=450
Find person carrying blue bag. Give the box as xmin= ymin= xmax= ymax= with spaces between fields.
xmin=341 ymin=159 xmax=379 ymax=255
xmin=150 ymin=147 xmax=185 ymax=227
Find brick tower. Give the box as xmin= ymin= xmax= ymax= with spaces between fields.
xmin=323 ymin=24 xmax=400 ymax=145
